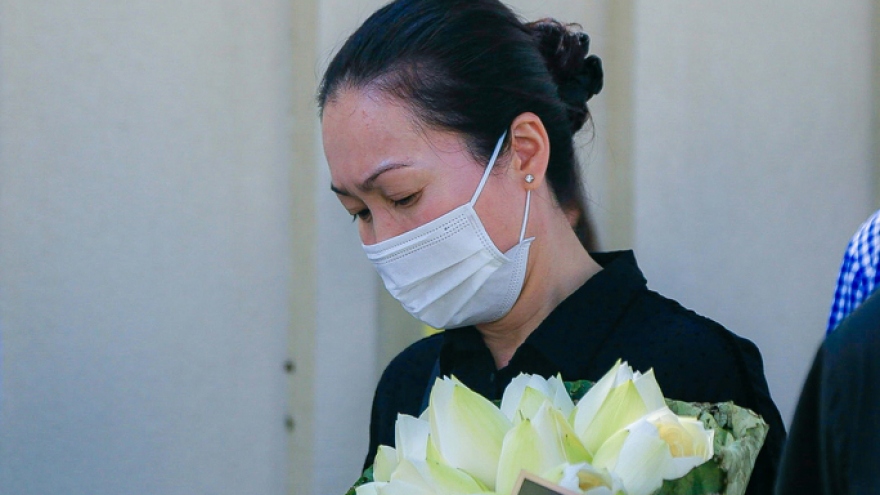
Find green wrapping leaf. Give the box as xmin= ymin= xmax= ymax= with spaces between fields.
xmin=665 ymin=400 xmax=769 ymax=495
xmin=564 ymin=379 xmax=594 ymax=403
xmin=654 ymin=459 xmax=724 ymax=495
xmin=346 ymin=381 xmax=768 ymax=495
xmin=345 ymin=466 xmax=373 ymax=495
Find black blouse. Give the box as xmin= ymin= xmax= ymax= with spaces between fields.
xmin=365 ymin=251 xmax=785 ymax=495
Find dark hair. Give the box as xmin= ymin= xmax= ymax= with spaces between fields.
xmin=318 ymin=0 xmax=603 ymax=249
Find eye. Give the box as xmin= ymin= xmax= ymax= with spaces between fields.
xmin=392 ymin=192 xmax=419 ymax=208
xmin=351 ymin=208 xmax=372 ymax=223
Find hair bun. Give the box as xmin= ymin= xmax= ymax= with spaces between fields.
xmin=527 ymin=19 xmax=604 ymax=132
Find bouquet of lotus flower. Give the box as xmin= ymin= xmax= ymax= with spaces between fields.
xmin=348 ymin=360 xmax=768 ymax=495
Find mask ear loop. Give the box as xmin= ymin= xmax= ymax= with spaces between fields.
xmin=469 ymin=129 xmax=531 ymax=243
xmin=469 ymin=130 xmax=509 ymax=205
xmin=519 ymin=190 xmax=531 ymax=243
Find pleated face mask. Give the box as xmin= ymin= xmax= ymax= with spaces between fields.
xmin=362 ymin=131 xmax=533 ymax=329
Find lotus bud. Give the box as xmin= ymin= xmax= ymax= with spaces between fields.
xmin=428 ymin=376 xmax=512 ymax=489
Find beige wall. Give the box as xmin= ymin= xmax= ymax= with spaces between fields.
xmin=628 ymin=0 xmax=875 ymax=424
xmin=1 ymin=0 xmax=295 ymax=493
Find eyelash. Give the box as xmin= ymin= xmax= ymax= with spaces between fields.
xmin=349 ymin=193 xmax=419 ymax=223
xmin=351 ymin=209 xmax=371 ymax=223
xmin=392 ymin=193 xmax=418 ymax=207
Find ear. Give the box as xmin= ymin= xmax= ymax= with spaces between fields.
xmin=507 ymin=112 xmax=550 ymax=191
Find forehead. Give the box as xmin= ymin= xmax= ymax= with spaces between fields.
xmin=322 ymin=87 xmax=417 ymax=138
xmin=322 ymin=89 xmax=418 ymax=172
xmin=321 ymin=88 xmax=472 ymax=185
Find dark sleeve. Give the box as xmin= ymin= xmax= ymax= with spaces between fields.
xmin=728 ymin=333 xmax=786 ymax=495
xmin=661 ymin=316 xmax=786 ymax=495
xmin=777 ymin=292 xmax=880 ymax=495
xmin=775 ymin=347 xmax=824 ymax=495
xmin=819 ymin=292 xmax=880 ymax=494
xmin=363 ymin=334 xmax=443 ymax=471
xmin=667 ymin=325 xmax=785 ymax=495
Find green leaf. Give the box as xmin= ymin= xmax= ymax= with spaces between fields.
xmin=664 ymin=400 xmax=769 ymax=495
xmin=654 ymin=459 xmax=725 ymax=495
xmin=345 ymin=466 xmax=374 ymax=495
xmin=564 ymin=379 xmax=594 ymax=403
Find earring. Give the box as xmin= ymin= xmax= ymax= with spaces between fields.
xmin=525 ymin=174 xmax=535 ymax=184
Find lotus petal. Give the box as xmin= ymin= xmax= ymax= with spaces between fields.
xmin=577 ymin=381 xmax=652 ymax=455
xmin=644 ymin=408 xmax=714 ymax=479
xmin=572 ymin=361 xmax=626 ymax=438
xmin=426 ymin=435 xmax=445 ymax=465
xmin=390 ymin=458 xmax=486 ymax=495
xmin=501 ymin=374 xmax=575 ymax=421
xmin=496 ymin=402 xmax=593 ymax=495
xmin=355 ymin=481 xmax=387 ymax=495
xmin=531 ymin=403 xmax=591 ymax=466
xmin=374 ymin=445 xmax=398 ymax=483
xmin=549 ymin=462 xmax=623 ymax=495
xmin=395 ymin=414 xmax=431 ymax=462
xmin=377 ymin=478 xmax=434 ymax=495
xmin=631 ymin=369 xmax=666 ymax=412
xmin=593 ymin=419 xmax=672 ymax=495
xmin=495 ymin=417 xmax=542 ymax=495
xmin=547 ymin=375 xmax=576 ymax=418
xmin=428 ymin=376 xmax=512 ymax=489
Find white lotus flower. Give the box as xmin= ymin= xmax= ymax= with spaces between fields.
xmin=428 ymin=376 xmax=512 ymax=489
xmin=500 ymin=373 xmax=575 ymax=421
xmin=371 ymin=413 xmax=431 ymax=483
xmin=546 ymin=462 xmax=625 ymax=495
xmin=643 ymin=407 xmax=714 ymax=479
xmin=495 ymin=401 xmax=591 ymax=495
xmin=591 ymin=408 xmax=714 ymax=495
xmin=572 ymin=360 xmax=666 ymax=455
xmin=591 ymin=419 xmax=671 ymax=495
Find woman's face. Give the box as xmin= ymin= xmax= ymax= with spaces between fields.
xmin=322 ymin=88 xmax=527 ymax=251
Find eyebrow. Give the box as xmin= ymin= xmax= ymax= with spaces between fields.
xmin=329 ymin=162 xmax=410 ymax=196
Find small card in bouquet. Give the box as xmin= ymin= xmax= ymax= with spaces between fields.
xmin=511 ymin=471 xmax=581 ymax=495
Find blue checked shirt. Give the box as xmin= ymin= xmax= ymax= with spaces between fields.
xmin=828 ymin=209 xmax=880 ymax=333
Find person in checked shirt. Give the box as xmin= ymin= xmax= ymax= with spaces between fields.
xmin=827 ymin=209 xmax=880 ymax=333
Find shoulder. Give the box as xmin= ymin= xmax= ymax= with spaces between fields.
xmin=821 ymin=291 xmax=880 ymax=394
xmin=584 ymin=251 xmax=769 ymax=404
xmin=612 ymin=289 xmax=786 ymax=495
xmin=615 ymin=288 xmax=752 ymax=356
xmin=608 ymin=289 xmax=767 ymax=405
xmin=841 ymin=208 xmax=880 ymax=271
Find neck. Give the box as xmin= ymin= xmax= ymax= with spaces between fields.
xmin=475 ymin=209 xmax=601 ymax=369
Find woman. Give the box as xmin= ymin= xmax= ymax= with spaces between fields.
xmin=318 ymin=0 xmax=785 ymax=493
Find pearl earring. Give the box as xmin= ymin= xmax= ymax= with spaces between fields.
xmin=525 ymin=174 xmax=535 ymax=184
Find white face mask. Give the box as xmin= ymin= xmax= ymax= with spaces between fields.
xmin=362 ymin=131 xmax=533 ymax=329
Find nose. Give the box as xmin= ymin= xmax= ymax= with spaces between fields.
xmin=361 ymin=212 xmax=405 ymax=246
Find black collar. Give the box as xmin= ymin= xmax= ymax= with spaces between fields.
xmin=438 ymin=251 xmax=649 ymax=388
xmin=523 ymin=250 xmax=647 ymax=379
